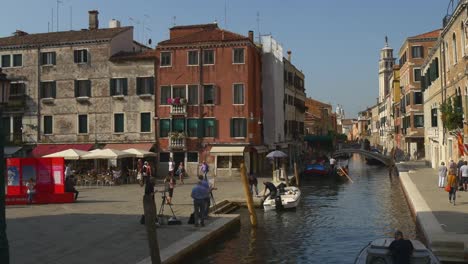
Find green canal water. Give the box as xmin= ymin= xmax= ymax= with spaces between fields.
xmin=193 ymin=155 xmax=417 ymax=264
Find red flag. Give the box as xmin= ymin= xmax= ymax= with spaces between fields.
xmin=457 ymin=132 xmax=464 ymax=156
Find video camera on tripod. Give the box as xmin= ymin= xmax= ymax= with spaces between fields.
xmin=157 ymin=190 xmax=181 ymax=225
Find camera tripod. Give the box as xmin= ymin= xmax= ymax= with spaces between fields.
xmin=157 ymin=191 xmax=180 ymax=225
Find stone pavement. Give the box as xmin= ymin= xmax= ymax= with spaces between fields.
xmin=6 ymin=176 xmax=266 ymax=264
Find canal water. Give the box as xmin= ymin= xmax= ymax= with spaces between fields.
xmin=194 ymin=155 xmax=417 ymax=264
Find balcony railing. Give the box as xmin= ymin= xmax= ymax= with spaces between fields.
xmin=170 ymin=104 xmax=187 ymax=115
xmin=169 ymin=137 xmax=186 ymax=149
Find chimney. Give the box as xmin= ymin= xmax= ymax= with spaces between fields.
xmin=109 ymin=19 xmax=121 ymax=28
xmin=248 ymin=30 xmax=254 ymax=42
xmin=88 ymin=10 xmax=99 ymax=30
xmin=287 ymin=50 xmax=292 ymax=61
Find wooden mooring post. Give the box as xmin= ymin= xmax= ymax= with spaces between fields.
xmin=294 ymin=162 xmax=300 ymax=186
xmin=143 ymin=194 xmax=162 ymax=264
xmin=240 ymin=163 xmax=257 ymax=227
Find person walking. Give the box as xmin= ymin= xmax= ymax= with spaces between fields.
xmin=26 ymin=178 xmax=36 ymax=204
xmin=175 ymin=162 xmax=185 ymax=184
xmin=200 ymin=161 xmax=209 ymax=181
xmin=460 ymin=161 xmax=468 ymax=191
xmin=168 ymin=158 xmax=175 ymax=176
xmin=65 ymin=175 xmax=79 ymax=200
xmin=136 ymin=158 xmax=143 ymax=185
xmin=438 ymin=162 xmax=447 ymax=188
xmin=164 ymin=173 xmax=176 ymax=205
xmin=141 ymin=161 xmax=154 ymax=195
xmin=447 ymin=166 xmax=459 ymax=205
xmin=191 ymin=176 xmax=210 ymax=227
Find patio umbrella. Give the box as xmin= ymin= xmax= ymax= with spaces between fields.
xmin=266 ymin=150 xmax=288 ymax=159
xmin=43 ymin=149 xmax=91 ymax=160
xmin=81 ymin=148 xmax=136 ymax=159
xmin=123 ymin=148 xmax=157 ymax=158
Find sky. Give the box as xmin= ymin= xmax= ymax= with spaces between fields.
xmin=0 ymin=0 xmax=451 ymax=117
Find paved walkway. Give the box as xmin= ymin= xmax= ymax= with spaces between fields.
xmin=6 ymin=176 xmax=266 ymax=264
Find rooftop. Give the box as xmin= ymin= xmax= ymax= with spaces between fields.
xmin=408 ymin=29 xmax=441 ymax=40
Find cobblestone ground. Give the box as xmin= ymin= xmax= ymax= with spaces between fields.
xmin=6 ymin=176 xmax=266 ymax=264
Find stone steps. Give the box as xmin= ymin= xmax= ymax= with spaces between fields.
xmin=209 ymin=200 xmax=239 ymax=214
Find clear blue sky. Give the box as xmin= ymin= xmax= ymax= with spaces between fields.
xmin=0 ymin=0 xmax=450 ymax=117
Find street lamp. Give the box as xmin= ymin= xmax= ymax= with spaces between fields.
xmin=0 ymin=68 xmax=10 ymax=263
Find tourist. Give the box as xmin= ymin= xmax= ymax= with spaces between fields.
xmin=457 ymin=158 xmax=464 ymax=177
xmin=26 ymin=178 xmax=35 ymax=204
xmin=249 ymin=173 xmax=259 ymax=196
xmin=65 ymin=163 xmax=73 ymax=179
xmin=438 ymin=162 xmax=447 ymax=188
xmin=168 ymin=157 xmax=175 ymax=176
xmin=191 ymin=176 xmax=210 ymax=227
xmin=142 ymin=161 xmax=154 ymax=195
xmin=262 ymin=181 xmax=278 ymax=199
xmin=65 ymin=175 xmax=79 ymax=200
xmin=447 ymin=167 xmax=459 ymax=205
xmin=164 ymin=173 xmax=176 ymax=205
xmin=175 ymin=162 xmax=185 ymax=184
xmin=460 ymin=161 xmax=468 ymax=191
xmin=200 ymin=160 xmax=209 ymax=181
xmin=137 ymin=159 xmax=143 ymax=185
xmin=449 ymin=159 xmax=456 ymax=170
xmin=329 ymin=157 xmax=336 ymax=173
xmin=389 ymin=230 xmax=414 ymax=264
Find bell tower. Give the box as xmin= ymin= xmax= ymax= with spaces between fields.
xmin=378 ymin=36 xmax=394 ymax=103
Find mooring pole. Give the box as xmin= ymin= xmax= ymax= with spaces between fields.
xmin=240 ymin=163 xmax=257 ymax=227
xmin=294 ymin=162 xmax=299 ymax=186
xmin=143 ymin=194 xmax=161 ymax=264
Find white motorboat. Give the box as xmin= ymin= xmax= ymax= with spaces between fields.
xmin=355 ymin=238 xmax=440 ymax=264
xmin=263 ymin=186 xmax=301 ymax=211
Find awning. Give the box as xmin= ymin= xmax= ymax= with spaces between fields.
xmin=104 ymin=143 xmax=154 ymax=151
xmin=253 ymin=146 xmax=268 ymax=153
xmin=5 ymin=146 xmax=22 ymax=156
xmin=31 ymin=144 xmax=94 ymax=157
xmin=210 ymin=146 xmax=245 ymax=156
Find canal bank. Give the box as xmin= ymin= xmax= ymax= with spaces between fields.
xmin=397 ymin=161 xmax=468 ymax=263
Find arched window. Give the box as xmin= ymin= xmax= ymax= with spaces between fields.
xmin=445 ymin=41 xmax=450 ymax=68
xmin=453 ymin=33 xmax=458 ymax=64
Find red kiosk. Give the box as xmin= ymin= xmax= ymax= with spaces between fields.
xmin=6 ymin=157 xmax=74 ymax=205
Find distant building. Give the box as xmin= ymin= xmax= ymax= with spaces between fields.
xmin=378 ymin=37 xmax=395 ymax=150
xmin=304 ymin=97 xmax=333 ymax=136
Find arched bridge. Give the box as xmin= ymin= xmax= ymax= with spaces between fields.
xmin=333 ymin=148 xmax=393 ymax=166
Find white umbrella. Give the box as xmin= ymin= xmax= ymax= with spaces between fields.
xmin=123 ymin=148 xmax=157 ymax=158
xmin=81 ymin=148 xmax=136 ymax=159
xmin=266 ymin=150 xmax=288 ymax=159
xmin=43 ymin=149 xmax=91 ymax=160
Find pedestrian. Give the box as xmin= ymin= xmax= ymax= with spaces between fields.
xmin=137 ymin=158 xmax=143 ymax=185
xmin=65 ymin=175 xmax=79 ymax=200
xmin=389 ymin=230 xmax=414 ymax=264
xmin=65 ymin=163 xmax=73 ymax=179
xmin=447 ymin=166 xmax=459 ymax=205
xmin=457 ymin=158 xmax=464 ymax=176
xmin=249 ymin=173 xmax=258 ymax=196
xmin=191 ymin=175 xmax=210 ymax=227
xmin=175 ymin=162 xmax=185 ymax=184
xmin=460 ymin=161 xmax=468 ymax=191
xmin=438 ymin=162 xmax=447 ymax=188
xmin=26 ymin=178 xmax=35 ymax=204
xmin=164 ymin=173 xmax=176 ymax=205
xmin=200 ymin=160 xmax=209 ymax=181
xmin=262 ymin=181 xmax=278 ymax=199
xmin=168 ymin=158 xmax=175 ymax=176
xmin=449 ymin=159 xmax=456 ymax=170
xmin=141 ymin=161 xmax=154 ymax=195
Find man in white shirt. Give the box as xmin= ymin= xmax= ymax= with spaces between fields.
xmin=168 ymin=158 xmax=175 ymax=176
xmin=460 ymin=161 xmax=468 ymax=191
xmin=329 ymin=157 xmax=336 ymax=174
xmin=65 ymin=164 xmax=72 ymax=179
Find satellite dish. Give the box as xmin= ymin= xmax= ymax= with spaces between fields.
xmin=148 ymin=38 xmax=152 ymax=45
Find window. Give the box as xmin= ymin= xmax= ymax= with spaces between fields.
xmin=74 ymin=80 xmax=91 ymax=97
xmin=137 ymin=77 xmax=154 ymax=95
xmin=405 ymin=94 xmax=410 ymax=106
xmin=203 ymin=85 xmax=215 ymax=104
xmin=13 ymin=54 xmax=22 ymax=67
xmin=1 ymin=55 xmax=10 ymax=68
xmin=233 ymin=84 xmax=244 ymax=104
xmin=431 ymin=108 xmax=438 ymax=127
xmin=231 ymin=118 xmax=247 ymax=137
xmin=399 ymin=52 xmax=407 ymax=66
xmin=217 ymin=156 xmax=230 ymax=168
xmin=187 ymin=119 xmax=199 ymax=137
xmin=10 ymin=83 xmax=25 ymax=97
xmin=160 ymin=86 xmax=171 ymax=105
xmin=411 ymin=46 xmax=423 ymax=58
xmin=453 ymin=33 xmax=458 ymax=64
xmin=188 ymin=85 xmax=198 ymax=104
xmin=159 ymin=152 xmax=170 ymax=162
xmin=40 ymin=81 xmax=56 ymax=98
xmin=172 ymin=118 xmax=185 ymax=132
xmin=159 ymin=119 xmax=170 ymax=137
xmin=203 ymin=118 xmax=216 ymax=137
xmin=160 ymin=52 xmax=171 ymax=66
xmin=78 ymin=115 xmax=88 ymax=134
xmin=414 ymin=68 xmax=421 ymax=82
xmin=114 ymin=113 xmax=124 ymax=133
xmin=74 ymin=49 xmax=88 ymax=63
xmin=43 ymin=116 xmax=53 ymax=135
xmin=188 ymin=51 xmax=198 ymax=65
xmin=140 ymin=113 xmax=151 ymax=133
xmin=41 ymin=52 xmax=56 ymax=65
xmin=231 ymin=156 xmax=243 ymax=168
xmin=110 ymin=78 xmax=128 ymax=96
xmin=187 ymin=152 xmax=198 ymax=162
xmin=173 ymin=86 xmax=186 ymax=98
xmin=413 ymin=92 xmax=423 ymax=104
xmin=203 ymin=50 xmax=214 ymax=65
xmin=233 ymin=48 xmax=245 ymax=64
xmin=414 ymin=115 xmax=424 ymax=127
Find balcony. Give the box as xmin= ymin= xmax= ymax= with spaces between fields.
xmin=6 ymin=95 xmax=26 ymax=111
xmin=168 ymin=132 xmax=186 ymax=150
xmin=6 ymin=133 xmax=23 ymax=145
xmin=427 ymin=127 xmax=439 ymax=138
xmin=170 ymin=104 xmax=187 ymax=116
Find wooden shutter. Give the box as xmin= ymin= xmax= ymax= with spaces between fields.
xmin=40 ymin=83 xmax=44 ymax=98
xmin=86 ymin=80 xmax=91 ymax=97
xmin=201 ymin=85 xmax=205 ymax=104
xmin=149 ymin=77 xmax=155 ymax=94
xmin=123 ymin=79 xmax=128 ymax=95
xmin=74 ymin=50 xmax=78 ymax=63
xmin=52 ymin=52 xmax=56 ymax=65
xmin=242 ymin=119 xmax=247 ymax=137
xmin=230 ymin=118 xmax=234 ymax=137
xmin=84 ymin=50 xmax=88 ymax=63
xmin=52 ymin=82 xmax=57 ymax=98
xmin=136 ymin=78 xmax=142 ymax=95
xmin=197 ymin=118 xmax=204 ymax=138
xmin=110 ymin=79 xmax=115 ymax=95
xmin=74 ymin=81 xmax=79 ymax=97
xmin=214 ymin=85 xmax=220 ymax=104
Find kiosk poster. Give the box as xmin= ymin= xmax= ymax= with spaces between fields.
xmin=7 ymin=166 xmax=19 ymax=186
xmin=37 ymin=163 xmax=51 ymax=184
xmin=52 ymin=165 xmax=63 ymax=185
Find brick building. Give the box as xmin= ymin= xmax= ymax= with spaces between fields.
xmin=155 ymin=23 xmax=263 ymax=177
xmin=304 ymin=97 xmax=333 ymax=136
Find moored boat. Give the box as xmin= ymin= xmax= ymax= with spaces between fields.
xmin=303 ymin=163 xmax=329 ymax=176
xmin=355 ymin=238 xmax=440 ymax=264
xmin=263 ymin=186 xmax=301 ymax=211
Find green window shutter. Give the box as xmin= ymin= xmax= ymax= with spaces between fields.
xmin=74 ymin=50 xmax=78 ymax=63
xmin=214 ymin=119 xmax=218 ymax=138
xmin=198 ymin=118 xmax=204 ymax=138
xmin=242 ymin=119 xmax=247 ymax=137
xmin=141 ymin=113 xmax=150 ymax=132
xmin=149 ymin=77 xmax=155 ymax=94
xmin=123 ymin=79 xmax=128 ymax=95
xmin=110 ymin=79 xmax=115 ymax=95
xmin=87 ymin=80 xmax=91 ymax=97
xmin=52 ymin=82 xmax=57 ymax=98
xmin=136 ymin=78 xmax=142 ymax=95
xmin=52 ymin=52 xmax=56 ymax=65
xmin=74 ymin=81 xmax=79 ymax=97
xmin=230 ymin=118 xmax=234 ymax=137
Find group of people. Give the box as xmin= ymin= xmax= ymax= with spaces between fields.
xmin=438 ymin=158 xmax=468 ymax=205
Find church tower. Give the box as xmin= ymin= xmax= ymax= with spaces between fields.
xmin=378 ymin=36 xmax=394 ymax=103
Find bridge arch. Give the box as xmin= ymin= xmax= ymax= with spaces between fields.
xmin=333 ymin=149 xmax=392 ymax=166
